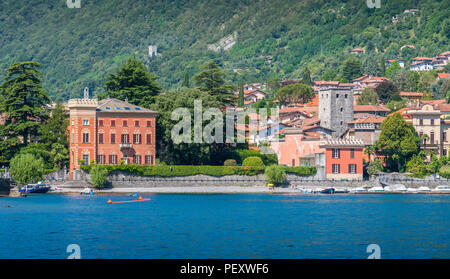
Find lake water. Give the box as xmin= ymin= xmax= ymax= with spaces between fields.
xmin=0 ymin=193 xmax=449 ymax=259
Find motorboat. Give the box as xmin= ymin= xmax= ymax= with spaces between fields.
xmin=334 ymin=188 xmax=349 ymax=194
xmin=80 ymin=188 xmax=94 ymax=195
xmin=406 ymin=188 xmax=417 ymax=193
xmin=432 ymin=185 xmax=450 ymax=192
xmin=351 ymin=187 xmax=367 ymax=193
xmin=391 ymin=184 xmax=407 ymax=192
xmin=368 ymin=186 xmax=384 ymax=192
xmin=383 ymin=186 xmax=393 ymax=192
xmin=320 ymin=188 xmax=335 ymax=194
xmin=417 ymin=186 xmax=431 ymax=193
xmin=18 ymin=183 xmax=51 ymax=194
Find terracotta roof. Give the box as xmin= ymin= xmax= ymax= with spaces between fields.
xmin=441 ymin=51 xmax=450 ymax=56
xmin=437 ymin=73 xmax=450 ymax=79
xmin=412 ymin=57 xmax=433 ymax=61
xmin=354 ymin=105 xmax=390 ymax=112
xmin=438 ymin=103 xmax=450 ymax=112
xmin=399 ymin=91 xmax=425 ymax=98
xmin=348 ymin=115 xmax=385 ymax=124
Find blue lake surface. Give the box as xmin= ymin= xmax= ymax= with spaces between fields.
xmin=0 ymin=193 xmax=449 ymax=259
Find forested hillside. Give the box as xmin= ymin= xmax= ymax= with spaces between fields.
xmin=0 ymin=0 xmax=448 ymax=100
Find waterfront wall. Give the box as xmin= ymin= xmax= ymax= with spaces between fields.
xmin=0 ymin=178 xmax=10 ymax=196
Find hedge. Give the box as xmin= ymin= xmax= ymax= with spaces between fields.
xmin=81 ymin=164 xmax=265 ymax=177
xmin=284 ymin=166 xmax=317 ymax=176
xmin=439 ymin=165 xmax=450 ymax=179
xmin=243 ymin=156 xmax=264 ymax=167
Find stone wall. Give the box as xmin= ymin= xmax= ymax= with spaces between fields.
xmin=0 ymin=178 xmax=10 ymax=196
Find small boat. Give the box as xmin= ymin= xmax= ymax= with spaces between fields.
xmin=351 ymin=187 xmax=367 ymax=193
xmin=417 ymin=186 xmax=431 ymax=193
xmin=298 ymin=188 xmax=313 ymax=194
xmin=18 ymin=183 xmax=51 ymax=194
xmin=334 ymin=188 xmax=349 ymax=194
xmin=406 ymin=188 xmax=417 ymax=193
xmin=432 ymin=185 xmax=450 ymax=192
xmin=320 ymin=187 xmax=335 ymax=194
xmin=391 ymin=184 xmax=407 ymax=192
xmin=80 ymin=188 xmax=94 ymax=195
xmin=368 ymin=186 xmax=384 ymax=192
xmin=383 ymin=186 xmax=393 ymax=192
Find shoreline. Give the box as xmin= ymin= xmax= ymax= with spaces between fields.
xmin=45 ymin=186 xmax=450 ymax=195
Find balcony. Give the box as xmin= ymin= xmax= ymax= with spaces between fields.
xmin=120 ymin=143 xmax=133 ymax=150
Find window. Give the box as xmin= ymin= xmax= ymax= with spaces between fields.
xmin=111 ymin=134 xmax=116 ymax=144
xmin=340 ymin=107 xmax=343 ymax=112
xmin=332 ymin=164 xmax=340 ymax=174
xmin=431 ymin=119 xmax=434 ymax=126
xmin=133 ymin=134 xmax=141 ymax=144
xmin=83 ymin=119 xmax=89 ymax=126
xmin=82 ymin=133 xmax=89 ymax=143
xmin=332 ymin=149 xmax=340 ymax=159
xmin=147 ymin=121 xmax=152 ymax=127
xmin=71 ymin=133 xmax=74 ymax=143
xmin=145 ymin=155 xmax=153 ymax=165
xmin=430 ymin=132 xmax=435 ymax=144
xmin=99 ymin=133 xmax=104 ymax=144
xmin=444 ymin=132 xmax=447 ymax=142
xmin=99 ymin=120 xmax=104 ymax=127
xmin=336 ymin=94 xmax=339 ymax=98
xmin=444 ymin=149 xmax=448 ymax=156
xmin=121 ymin=134 xmax=129 ymax=143
xmin=111 ymin=120 xmax=116 ymax=127
xmin=123 ymin=120 xmax=128 ymax=127
xmin=72 ymin=120 xmax=74 ymax=126
xmin=82 ymin=154 xmax=89 ymax=165
xmin=134 ymin=155 xmax=141 ymax=165
xmin=109 ymin=155 xmax=117 ymax=164
xmin=146 ymin=134 xmax=152 ymax=144
xmin=419 ymin=119 xmax=423 ymax=126
xmin=292 ymin=159 xmax=295 ymax=166
xmin=135 ymin=120 xmax=140 ymax=127
xmin=350 ymin=149 xmax=355 ymax=159
xmin=345 ymin=94 xmax=348 ymax=99
xmin=97 ymin=155 xmax=105 ymax=164
xmin=348 ymin=164 xmax=357 ymax=174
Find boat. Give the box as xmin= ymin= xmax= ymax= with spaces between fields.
xmin=368 ymin=186 xmax=384 ymax=192
xmin=383 ymin=186 xmax=393 ymax=192
xmin=80 ymin=188 xmax=94 ymax=195
xmin=18 ymin=183 xmax=51 ymax=194
xmin=334 ymin=188 xmax=349 ymax=194
xmin=406 ymin=188 xmax=417 ymax=193
xmin=351 ymin=187 xmax=367 ymax=193
xmin=391 ymin=184 xmax=407 ymax=192
xmin=432 ymin=185 xmax=450 ymax=192
xmin=417 ymin=186 xmax=431 ymax=193
xmin=320 ymin=187 xmax=335 ymax=194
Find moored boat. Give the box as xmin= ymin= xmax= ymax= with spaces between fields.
xmin=18 ymin=183 xmax=51 ymax=194
xmin=417 ymin=186 xmax=431 ymax=193
xmin=368 ymin=186 xmax=384 ymax=192
xmin=432 ymin=185 xmax=450 ymax=192
xmin=320 ymin=187 xmax=335 ymax=194
xmin=80 ymin=188 xmax=94 ymax=195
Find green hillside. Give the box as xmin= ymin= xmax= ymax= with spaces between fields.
xmin=0 ymin=0 xmax=448 ymax=100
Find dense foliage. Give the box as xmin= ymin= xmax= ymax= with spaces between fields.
xmin=242 ymin=157 xmax=264 ymax=167
xmin=10 ymin=153 xmax=44 ymax=185
xmin=1 ymin=0 xmax=448 ymax=100
xmin=264 ymin=165 xmax=287 ymax=185
xmin=90 ymin=164 xmax=109 ymax=189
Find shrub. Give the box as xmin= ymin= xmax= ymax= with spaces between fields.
xmin=284 ymin=166 xmax=317 ymax=176
xmin=243 ymin=156 xmax=264 ymax=167
xmin=368 ymin=159 xmax=385 ymax=176
xmin=10 ymin=153 xmax=44 ymax=185
xmin=224 ymin=159 xmax=237 ymax=166
xmin=265 ymin=165 xmax=286 ymax=185
xmin=439 ymin=165 xmax=450 ymax=179
xmin=90 ymin=164 xmax=108 ymax=189
xmin=232 ymin=149 xmax=278 ymax=165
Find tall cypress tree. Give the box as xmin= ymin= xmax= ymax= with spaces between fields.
xmin=0 ymin=61 xmax=50 ymax=163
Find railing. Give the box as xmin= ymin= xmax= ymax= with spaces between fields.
xmin=120 ymin=143 xmax=133 ymax=149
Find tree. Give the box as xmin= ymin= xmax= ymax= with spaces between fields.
xmin=276 ymin=83 xmax=315 ymax=105
xmin=321 ymin=69 xmax=337 ymax=81
xmin=385 ymin=61 xmax=402 ymax=79
xmin=301 ymin=67 xmax=312 ymax=85
xmin=357 ymin=88 xmax=378 ymax=105
xmin=238 ymin=83 xmax=244 ymax=107
xmin=367 ymin=159 xmax=384 ymax=176
xmin=266 ymin=77 xmax=281 ymax=95
xmin=10 ymin=153 xmax=44 ymax=185
xmin=90 ymin=164 xmax=108 ymax=189
xmin=341 ymin=57 xmax=362 ymax=81
xmin=50 ymin=143 xmax=68 ymax=170
xmin=362 ymin=55 xmax=383 ymax=76
xmin=364 ymin=145 xmax=376 ymax=162
xmin=193 ymin=61 xmax=235 ymax=106
xmin=104 ymin=57 xmax=161 ymax=108
xmin=181 ymin=71 xmax=190 ymax=88
xmin=0 ymin=61 xmax=50 ymax=164
xmin=265 ymin=165 xmax=286 ymax=185
xmin=375 ymin=113 xmax=420 ymax=172
xmin=375 ymin=80 xmax=400 ymax=103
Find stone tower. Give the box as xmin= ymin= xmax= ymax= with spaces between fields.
xmin=318 ymin=87 xmax=354 ymax=137
xmin=148 ymin=45 xmax=158 ymax=57
xmin=83 ymin=87 xmax=89 ymax=99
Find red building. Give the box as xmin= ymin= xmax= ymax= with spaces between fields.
xmin=320 ymin=138 xmax=365 ymax=181
xmin=68 ymin=97 xmax=157 ymax=178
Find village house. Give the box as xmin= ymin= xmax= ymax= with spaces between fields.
xmin=320 ymin=137 xmax=365 ymax=181
xmin=437 ymin=73 xmax=450 ymax=80
xmin=386 ymin=59 xmax=405 ymax=68
xmin=350 ymin=48 xmax=365 ymax=55
xmin=68 ymin=92 xmax=157 ymax=179
xmin=409 ymin=57 xmax=434 ymax=71
xmin=318 ymin=87 xmax=354 ymax=137
xmin=352 ymin=75 xmax=389 ymax=88
xmin=353 ymin=105 xmax=390 ymax=117
xmin=346 ymin=115 xmax=385 ymax=145
xmin=399 ymin=91 xmax=427 ymax=100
